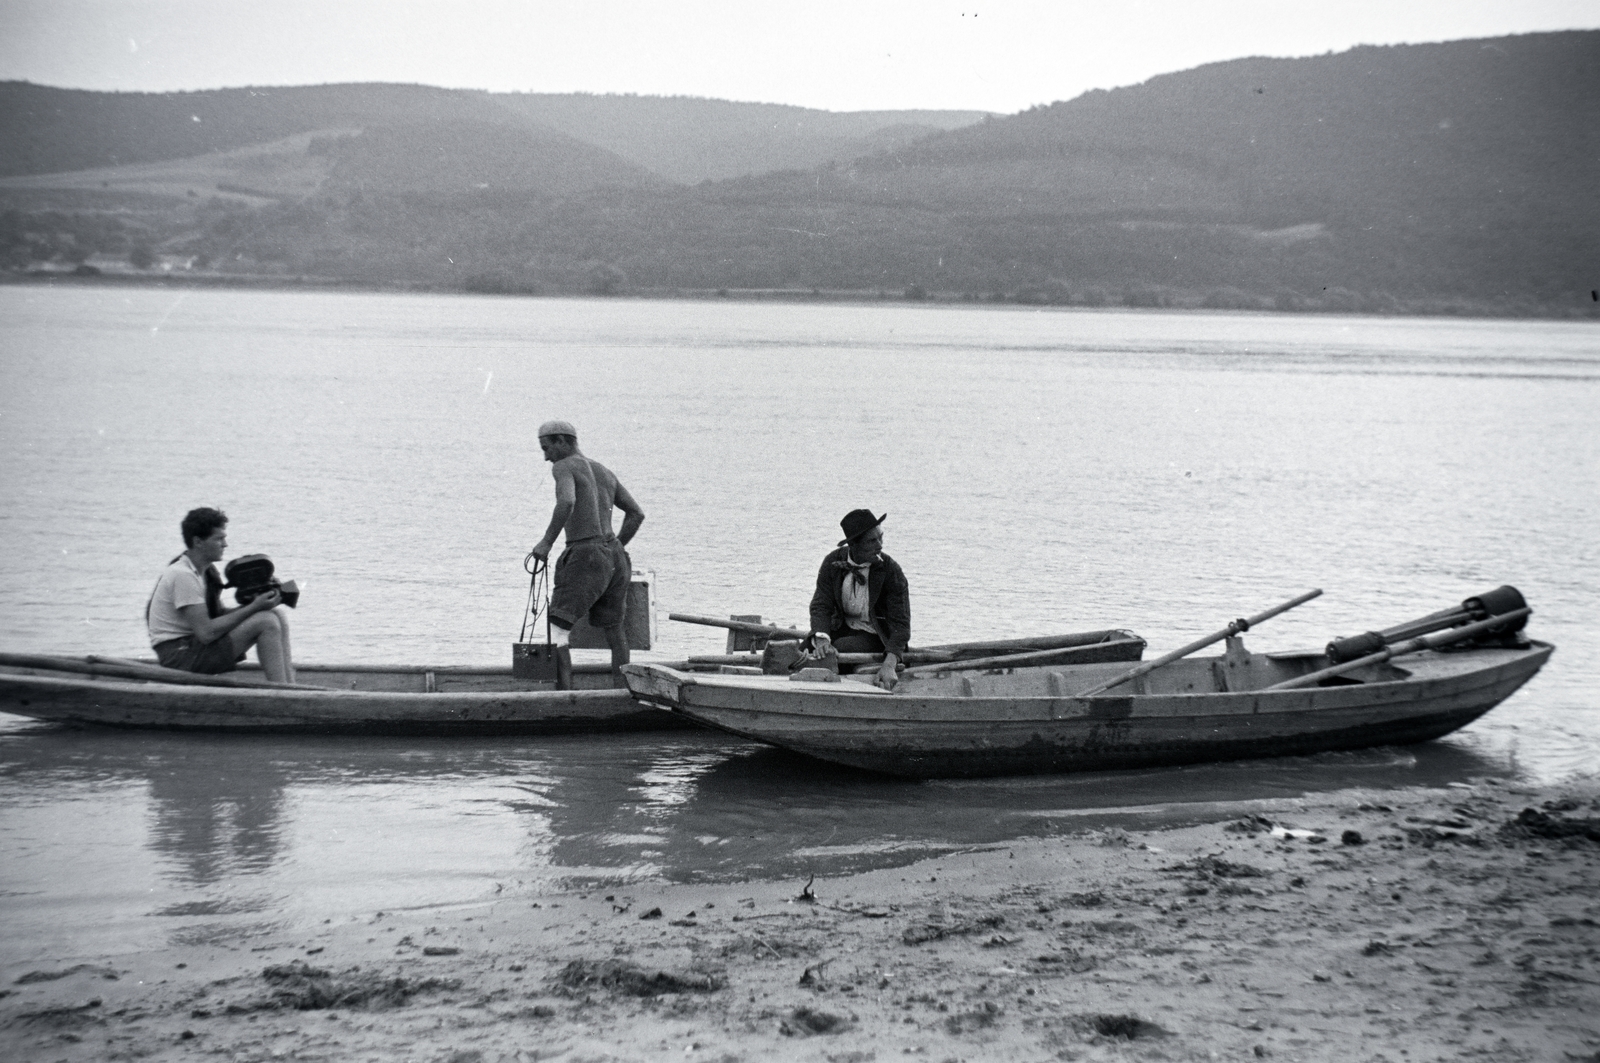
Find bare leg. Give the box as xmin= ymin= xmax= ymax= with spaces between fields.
xmin=230 ymin=613 xmax=290 ymax=683
xmin=554 ymin=646 xmax=573 ymax=690
xmin=551 ymin=621 xmax=573 ymax=690
xmin=272 ymin=606 xmax=295 ymax=683
xmin=603 ymin=623 xmax=630 ymax=687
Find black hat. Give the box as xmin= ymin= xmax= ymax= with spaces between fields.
xmin=838 ymin=509 xmax=886 ymax=546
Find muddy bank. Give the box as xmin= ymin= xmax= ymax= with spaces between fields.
xmin=5 ymin=776 xmax=1599 ymax=1062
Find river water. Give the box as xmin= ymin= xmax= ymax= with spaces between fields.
xmin=2 ymin=286 xmax=1597 ymax=962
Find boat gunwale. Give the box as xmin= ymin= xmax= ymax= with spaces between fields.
xmin=0 ymin=668 xmax=635 ymax=703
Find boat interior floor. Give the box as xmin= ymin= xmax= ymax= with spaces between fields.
xmin=889 ymin=646 xmax=1414 ymax=698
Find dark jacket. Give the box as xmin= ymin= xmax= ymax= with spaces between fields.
xmin=809 ymin=547 xmax=911 ymax=655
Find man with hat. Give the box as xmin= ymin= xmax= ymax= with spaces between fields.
xmin=530 ymin=420 xmax=645 ymax=687
xmin=809 ymin=509 xmax=910 ymax=690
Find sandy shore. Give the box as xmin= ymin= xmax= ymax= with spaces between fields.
xmin=5 ymin=776 xmax=1598 ymax=1062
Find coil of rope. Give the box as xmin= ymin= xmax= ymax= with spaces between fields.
xmin=519 ymin=549 xmax=551 ymax=645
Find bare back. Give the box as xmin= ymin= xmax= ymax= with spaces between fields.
xmin=552 ymin=454 xmax=622 ymax=542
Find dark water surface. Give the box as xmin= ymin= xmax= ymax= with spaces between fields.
xmin=2 ymin=287 xmax=1597 ymax=962
xmin=0 ymin=719 xmax=1514 ymax=963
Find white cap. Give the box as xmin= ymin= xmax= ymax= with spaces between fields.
xmin=537 ymin=419 xmax=577 ymax=439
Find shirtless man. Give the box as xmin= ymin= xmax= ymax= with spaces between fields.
xmin=530 ymin=420 xmax=645 ymax=687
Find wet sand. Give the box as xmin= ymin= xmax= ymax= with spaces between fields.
xmin=5 ymin=776 xmax=1598 ymax=1062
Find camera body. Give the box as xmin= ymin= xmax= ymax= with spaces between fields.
xmin=224 ymin=554 xmax=300 ymax=608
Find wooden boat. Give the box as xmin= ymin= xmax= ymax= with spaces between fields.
xmin=622 ymin=593 xmax=1552 ymax=778
xmin=0 ymin=654 xmax=690 ymax=735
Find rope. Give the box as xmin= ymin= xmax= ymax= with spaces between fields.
xmin=519 ymin=551 xmax=550 ymax=645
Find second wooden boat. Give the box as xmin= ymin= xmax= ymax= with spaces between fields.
xmin=622 ymin=593 xmax=1551 ymax=778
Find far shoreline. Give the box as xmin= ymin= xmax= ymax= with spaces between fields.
xmin=6 ymin=270 xmax=1599 ymax=322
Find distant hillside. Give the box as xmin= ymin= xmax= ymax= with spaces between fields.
xmin=2 ymin=32 xmax=1595 ymax=314
xmin=318 ymin=120 xmax=661 ymax=196
xmin=489 ymin=93 xmax=989 ymax=183
xmin=653 ymin=31 xmax=1598 ymax=305
xmin=0 ymin=81 xmax=986 ymax=187
xmin=0 ymin=82 xmax=539 ymax=177
xmin=857 ymin=31 xmax=1599 ymax=219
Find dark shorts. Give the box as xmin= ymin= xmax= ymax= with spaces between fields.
xmin=551 ymin=538 xmax=631 ymax=630
xmin=153 ymin=635 xmax=245 ymax=674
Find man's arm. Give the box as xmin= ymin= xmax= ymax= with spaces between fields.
xmin=873 ymin=560 xmax=911 ymax=690
xmin=808 ymin=555 xmax=836 ymax=640
xmin=180 ymin=590 xmax=281 ymax=645
xmin=532 ymin=464 xmax=576 ymax=561
xmin=613 ymin=481 xmax=645 ymax=546
xmin=880 ymin=560 xmax=912 ymax=656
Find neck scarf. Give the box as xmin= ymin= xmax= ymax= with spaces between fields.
xmin=837 ymin=550 xmax=873 ymax=587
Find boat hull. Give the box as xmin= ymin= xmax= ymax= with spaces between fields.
xmin=622 ymin=642 xmax=1553 ymax=777
xmin=0 ymin=663 xmax=690 ymax=735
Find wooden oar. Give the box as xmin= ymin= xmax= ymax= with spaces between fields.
xmin=1325 ymin=591 xmax=1529 ymax=662
xmin=902 ymin=638 xmax=1148 ymax=676
xmin=671 ymin=614 xmax=1134 ymax=663
xmin=1379 ymin=607 xmax=1475 ymax=642
xmin=0 ymin=651 xmax=322 ymax=690
xmin=915 ymin=629 xmax=1134 ymax=655
xmin=669 ymin=614 xmax=810 ymax=640
xmin=1324 ymin=608 xmax=1475 ymax=663
xmin=1266 ymin=607 xmax=1531 ymax=690
xmin=1079 ymin=589 xmax=1323 ymax=697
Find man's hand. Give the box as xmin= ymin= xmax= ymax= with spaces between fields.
xmin=249 ymin=588 xmax=282 ymax=612
xmin=531 ymin=539 xmax=553 ymax=563
xmin=810 ymin=632 xmax=832 ymax=656
xmin=875 ymin=653 xmax=900 ymax=690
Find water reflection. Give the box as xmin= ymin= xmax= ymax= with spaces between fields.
xmin=640 ymin=738 xmax=1513 ymax=883
xmin=2 ymin=720 xmax=1515 ymax=898
xmin=146 ymin=750 xmax=288 ymax=887
xmin=0 ymin=715 xmax=1526 ymax=961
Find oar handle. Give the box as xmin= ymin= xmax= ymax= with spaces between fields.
xmin=1080 ymin=589 xmax=1323 ymax=696
xmin=902 ymin=638 xmax=1147 ymax=676
xmin=668 ymin=613 xmax=810 ymax=640
xmin=1239 ymin=588 xmax=1326 ymax=630
xmin=1267 ymin=607 xmax=1531 ymax=690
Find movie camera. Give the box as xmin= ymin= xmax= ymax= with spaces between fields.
xmin=223 ymin=554 xmax=300 ymax=608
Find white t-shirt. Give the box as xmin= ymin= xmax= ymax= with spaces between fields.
xmin=147 ymin=555 xmax=210 ymax=646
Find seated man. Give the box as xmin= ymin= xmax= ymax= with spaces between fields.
xmin=809 ymin=509 xmax=910 ymax=689
xmin=147 ymin=507 xmax=295 ymax=683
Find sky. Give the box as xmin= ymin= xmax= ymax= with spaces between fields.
xmin=2 ymin=0 xmax=1596 ymax=114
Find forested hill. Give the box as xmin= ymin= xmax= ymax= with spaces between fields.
xmin=853 ymin=30 xmax=1598 ymax=226
xmin=0 ymin=82 xmax=533 ymax=177
xmin=2 ymin=32 xmax=1596 ymax=315
xmin=0 ymin=81 xmax=988 ymax=186
xmin=692 ymin=29 xmax=1598 ymax=305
